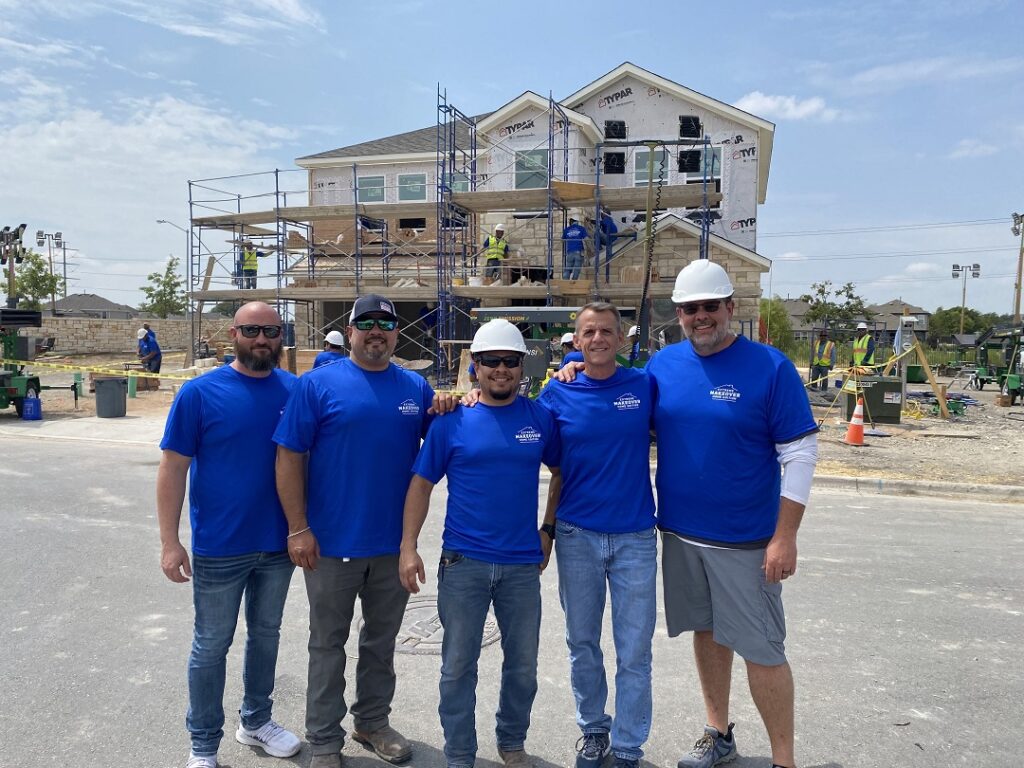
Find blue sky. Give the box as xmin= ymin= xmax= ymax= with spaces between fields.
xmin=2 ymin=0 xmax=1022 ymax=315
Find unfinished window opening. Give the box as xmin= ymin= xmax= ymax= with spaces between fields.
xmin=604 ymin=120 xmax=627 ymax=139
xmin=399 ymin=218 xmax=427 ymax=230
xmin=679 ymin=115 xmax=702 ymax=139
xmin=604 ymin=152 xmax=626 ymax=174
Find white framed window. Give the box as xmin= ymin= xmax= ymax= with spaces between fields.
xmin=452 ymin=171 xmax=470 ymax=193
xmin=398 ymin=173 xmax=427 ymax=201
xmin=357 ymin=175 xmax=385 ymax=203
xmin=515 ymin=150 xmax=548 ymax=189
xmin=635 ymin=148 xmax=670 ymax=187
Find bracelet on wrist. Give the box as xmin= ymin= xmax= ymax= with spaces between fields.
xmin=287 ymin=526 xmax=311 ymax=539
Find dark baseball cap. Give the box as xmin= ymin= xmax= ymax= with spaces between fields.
xmin=351 ymin=294 xmax=398 ymax=322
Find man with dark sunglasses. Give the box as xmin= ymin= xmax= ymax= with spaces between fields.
xmin=399 ymin=319 xmax=560 ymax=768
xmin=274 ymin=294 xmax=434 ymax=768
xmin=157 ymin=301 xmax=300 ymax=768
xmin=537 ymin=302 xmax=657 ymax=768
xmin=647 ymin=260 xmax=818 ymax=768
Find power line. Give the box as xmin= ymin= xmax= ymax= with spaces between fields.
xmin=768 ymin=271 xmax=1016 ymax=286
xmin=761 ymin=218 xmax=1005 ymax=238
xmin=769 ymin=245 xmax=1016 ymax=263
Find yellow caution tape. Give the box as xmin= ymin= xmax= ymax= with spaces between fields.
xmin=0 ymin=358 xmax=198 ymax=381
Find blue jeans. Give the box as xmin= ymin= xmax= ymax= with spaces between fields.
xmin=563 ymin=251 xmax=583 ymax=280
xmin=555 ymin=522 xmax=657 ymax=761
xmin=187 ymin=551 xmax=294 ymax=756
xmin=437 ymin=551 xmax=541 ymax=767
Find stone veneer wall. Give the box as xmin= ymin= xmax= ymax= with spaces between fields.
xmin=33 ymin=317 xmax=194 ymax=355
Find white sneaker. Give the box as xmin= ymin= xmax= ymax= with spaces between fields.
xmin=186 ymin=753 xmax=217 ymax=768
xmin=236 ymin=720 xmax=301 ymax=757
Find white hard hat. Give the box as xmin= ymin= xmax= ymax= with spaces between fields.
xmin=560 ymin=332 xmax=575 ymax=345
xmin=137 ymin=328 xmax=147 ymax=339
xmin=627 ymin=325 xmax=639 ymax=338
xmin=325 ymin=330 xmax=345 ymax=346
xmin=471 ymin=319 xmax=528 ymax=354
xmin=671 ymin=260 xmax=734 ymax=304
xmin=494 ymin=224 xmax=505 ymax=234
xmin=857 ymin=322 xmax=868 ymax=330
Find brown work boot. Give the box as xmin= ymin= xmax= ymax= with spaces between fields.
xmin=498 ymin=749 xmax=533 ymax=768
xmin=352 ymin=725 xmax=412 ymax=764
xmin=309 ymin=753 xmax=342 ymax=768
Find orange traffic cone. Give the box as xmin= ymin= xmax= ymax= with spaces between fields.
xmin=844 ymin=397 xmax=866 ymax=446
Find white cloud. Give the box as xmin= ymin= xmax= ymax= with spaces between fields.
xmin=904 ymin=262 xmax=944 ymax=276
xmin=772 ymin=251 xmax=807 ymax=262
xmin=733 ymin=91 xmax=840 ymax=122
xmin=850 ymin=56 xmax=1024 ymax=88
xmin=948 ymin=138 xmax=998 ymax=159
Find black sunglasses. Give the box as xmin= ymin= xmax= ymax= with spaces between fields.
xmin=353 ymin=318 xmax=397 ymax=331
xmin=679 ymin=301 xmax=725 ymax=316
xmin=235 ymin=324 xmax=282 ymax=339
xmin=475 ymin=354 xmax=523 ymax=369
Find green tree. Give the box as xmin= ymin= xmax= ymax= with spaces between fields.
xmin=928 ymin=306 xmax=1008 ymax=346
xmin=1 ymin=249 xmax=63 ymax=310
xmin=799 ymin=280 xmax=871 ymax=327
xmin=759 ymin=296 xmax=796 ymax=357
xmin=138 ymin=256 xmax=187 ymax=318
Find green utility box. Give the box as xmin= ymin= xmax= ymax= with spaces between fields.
xmin=905 ymin=364 xmax=927 ymax=384
xmin=843 ymin=376 xmax=903 ymax=425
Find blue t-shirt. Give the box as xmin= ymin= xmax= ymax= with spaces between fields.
xmin=312 ymin=350 xmax=344 ymax=369
xmin=140 ymin=337 xmax=161 ymax=363
xmin=538 ymin=367 xmax=655 ymax=533
xmin=413 ymin=398 xmax=561 ymax=564
xmin=559 ymin=350 xmax=584 ymax=370
xmin=647 ymin=335 xmax=817 ymax=546
xmin=273 ymin=359 xmax=435 ymax=558
xmin=160 ymin=365 xmax=297 ymax=557
xmin=563 ymin=223 xmax=588 ymax=253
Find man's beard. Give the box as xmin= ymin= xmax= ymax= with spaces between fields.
xmin=235 ymin=341 xmax=281 ymax=372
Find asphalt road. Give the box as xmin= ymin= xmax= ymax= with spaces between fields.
xmin=1 ymin=434 xmax=1020 ymax=768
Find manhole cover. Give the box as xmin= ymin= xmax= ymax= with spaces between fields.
xmin=350 ymin=594 xmax=501 ymax=657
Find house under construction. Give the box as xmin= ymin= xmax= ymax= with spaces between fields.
xmin=186 ymin=62 xmax=775 ymax=382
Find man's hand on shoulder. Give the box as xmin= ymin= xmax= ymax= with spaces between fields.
xmin=429 ymin=391 xmax=460 ymax=415
xmin=161 ymin=541 xmax=192 ymax=583
xmin=552 ymin=361 xmax=585 ymax=384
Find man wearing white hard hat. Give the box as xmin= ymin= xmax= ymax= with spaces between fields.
xmin=483 ymin=224 xmax=510 ymax=282
xmin=647 ymin=260 xmax=818 ymax=768
xmin=559 ymin=331 xmax=584 ymax=370
xmin=138 ymin=327 xmax=162 ymax=373
xmin=312 ymin=330 xmax=346 ymax=369
xmin=399 ymin=319 xmax=560 ymax=768
xmin=852 ymin=321 xmax=875 ymax=369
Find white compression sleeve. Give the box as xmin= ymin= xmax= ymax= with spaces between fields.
xmin=776 ymin=433 xmax=818 ymax=506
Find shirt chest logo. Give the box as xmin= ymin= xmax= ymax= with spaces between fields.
xmin=613 ymin=392 xmax=641 ymax=411
xmin=398 ymin=399 xmax=421 ymax=416
xmin=709 ymin=384 xmax=741 ymax=403
xmin=515 ymin=426 xmax=542 ymax=444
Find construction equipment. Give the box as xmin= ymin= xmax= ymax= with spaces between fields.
xmin=0 ymin=308 xmax=44 ymax=416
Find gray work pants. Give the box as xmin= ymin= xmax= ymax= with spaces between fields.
xmin=303 ymin=554 xmax=409 ymax=755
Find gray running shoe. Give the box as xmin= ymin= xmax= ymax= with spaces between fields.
xmin=575 ymin=732 xmax=611 ymax=768
xmin=677 ymin=723 xmax=737 ymax=768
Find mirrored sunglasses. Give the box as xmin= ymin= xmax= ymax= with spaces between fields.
xmin=235 ymin=324 xmax=282 ymax=339
xmin=353 ymin=318 xmax=397 ymax=331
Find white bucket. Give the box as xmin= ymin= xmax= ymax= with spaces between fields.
xmin=468 ymin=276 xmax=484 ymax=287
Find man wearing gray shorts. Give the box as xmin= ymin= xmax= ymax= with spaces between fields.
xmin=647 ymin=261 xmax=818 ymax=768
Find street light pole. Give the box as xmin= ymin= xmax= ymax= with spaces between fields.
xmin=35 ymin=230 xmax=63 ymax=314
xmin=951 ymin=263 xmax=981 ymax=335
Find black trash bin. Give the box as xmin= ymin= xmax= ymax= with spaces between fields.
xmin=95 ymin=377 xmax=128 ymax=418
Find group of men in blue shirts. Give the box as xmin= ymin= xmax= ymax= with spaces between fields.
xmin=157 ymin=257 xmax=818 ymax=768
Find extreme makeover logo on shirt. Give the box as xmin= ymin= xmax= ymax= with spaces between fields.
xmin=709 ymin=384 xmax=741 ymax=402
xmin=515 ymin=426 xmax=542 ymax=444
xmin=613 ymin=393 xmax=641 ymax=411
xmin=398 ymin=399 xmax=421 ymax=416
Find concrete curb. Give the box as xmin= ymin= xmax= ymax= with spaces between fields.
xmin=813 ymin=474 xmax=1024 ymax=503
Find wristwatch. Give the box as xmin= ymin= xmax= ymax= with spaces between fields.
xmin=540 ymin=523 xmax=556 ymax=540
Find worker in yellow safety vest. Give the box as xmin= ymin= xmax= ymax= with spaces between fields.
xmin=240 ymin=241 xmax=261 ymax=289
xmin=810 ymin=329 xmax=836 ymax=391
xmin=482 ymin=224 xmax=509 ymax=282
xmin=852 ymin=321 xmax=875 ymax=368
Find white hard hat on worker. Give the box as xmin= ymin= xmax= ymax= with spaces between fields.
xmin=471 ymin=319 xmax=528 ymax=354
xmin=671 ymin=259 xmax=734 ymax=303
xmin=673 ymin=260 xmax=736 ymax=357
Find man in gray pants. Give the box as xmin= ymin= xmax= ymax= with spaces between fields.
xmin=274 ymin=295 xmax=436 ymax=768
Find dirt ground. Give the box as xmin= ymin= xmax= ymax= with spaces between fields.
xmin=17 ymin=352 xmax=1024 ymax=487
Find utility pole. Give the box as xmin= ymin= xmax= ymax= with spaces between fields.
xmin=1012 ymin=213 xmax=1023 ymax=324
xmin=951 ymin=263 xmax=980 ymax=335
